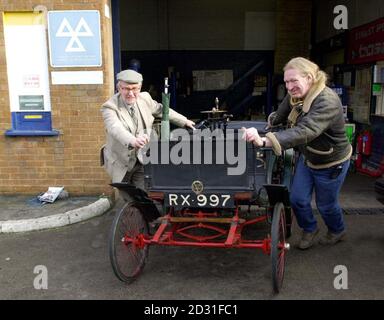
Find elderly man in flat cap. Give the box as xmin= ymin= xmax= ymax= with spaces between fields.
xmin=101 ymin=69 xmax=195 ymax=189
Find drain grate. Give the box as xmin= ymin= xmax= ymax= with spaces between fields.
xmin=313 ymin=208 xmax=384 ymax=215
xmin=342 ymin=208 xmax=384 ymax=215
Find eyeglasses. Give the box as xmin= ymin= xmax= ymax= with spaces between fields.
xmin=119 ymin=85 xmax=141 ymax=94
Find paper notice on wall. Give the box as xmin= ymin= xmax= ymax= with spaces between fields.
xmin=192 ymin=70 xmax=233 ymax=91
xmin=343 ymin=72 xmax=352 ymax=87
xmin=23 ymin=74 xmax=40 ymax=89
xmin=351 ymin=67 xmax=371 ymax=124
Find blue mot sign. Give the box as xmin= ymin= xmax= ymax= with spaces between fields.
xmin=47 ymin=10 xmax=102 ymax=67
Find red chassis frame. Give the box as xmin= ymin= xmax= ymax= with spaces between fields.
xmin=110 ymin=189 xmax=290 ymax=293
xmin=123 ymin=206 xmax=281 ymax=255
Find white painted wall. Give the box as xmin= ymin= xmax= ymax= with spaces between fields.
xmin=119 ymin=0 xmax=276 ymax=50
xmin=244 ymin=12 xmax=275 ymax=50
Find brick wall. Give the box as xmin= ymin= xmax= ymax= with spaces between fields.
xmin=0 ymin=0 xmax=114 ymax=195
xmin=274 ymin=0 xmax=312 ymax=73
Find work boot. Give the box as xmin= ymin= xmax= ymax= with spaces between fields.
xmin=298 ymin=228 xmax=319 ymax=250
xmin=319 ymin=230 xmax=346 ymax=245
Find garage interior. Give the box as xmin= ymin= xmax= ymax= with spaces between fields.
xmin=112 ymin=0 xmax=384 ymax=180
xmin=0 ymin=0 xmax=383 ymax=197
xmin=115 ymin=0 xmax=288 ymax=121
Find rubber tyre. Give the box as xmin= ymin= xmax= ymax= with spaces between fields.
xmin=109 ymin=204 xmax=149 ymax=283
xmin=271 ymin=202 xmax=287 ymax=293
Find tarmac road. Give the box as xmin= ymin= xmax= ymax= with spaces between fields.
xmin=1 ymin=205 xmax=384 ymax=300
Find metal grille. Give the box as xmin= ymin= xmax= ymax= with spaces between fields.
xmin=342 ymin=208 xmax=384 ymax=215
xmin=313 ymin=208 xmax=384 ymax=215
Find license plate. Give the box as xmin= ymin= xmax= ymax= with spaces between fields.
xmin=165 ymin=193 xmax=234 ymax=208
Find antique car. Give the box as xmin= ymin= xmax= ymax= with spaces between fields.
xmin=108 ymin=113 xmax=294 ymax=293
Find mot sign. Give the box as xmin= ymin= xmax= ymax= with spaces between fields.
xmin=47 ymin=10 xmax=102 ymax=67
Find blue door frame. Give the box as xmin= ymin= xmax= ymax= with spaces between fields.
xmin=111 ymin=0 xmax=121 ymax=84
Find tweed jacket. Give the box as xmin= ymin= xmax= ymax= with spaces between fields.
xmin=101 ymin=91 xmax=188 ymax=182
xmin=266 ymin=86 xmax=352 ymax=169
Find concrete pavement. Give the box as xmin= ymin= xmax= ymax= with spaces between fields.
xmin=0 ymin=172 xmax=383 ymax=300
xmin=0 ymin=198 xmax=383 ymax=299
xmin=0 ymin=194 xmax=111 ymax=233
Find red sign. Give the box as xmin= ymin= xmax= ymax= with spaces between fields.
xmin=348 ymin=17 xmax=384 ymax=64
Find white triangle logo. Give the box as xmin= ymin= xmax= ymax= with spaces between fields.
xmin=55 ymin=17 xmax=93 ymax=52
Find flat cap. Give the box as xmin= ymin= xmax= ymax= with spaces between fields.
xmin=116 ymin=69 xmax=143 ymax=83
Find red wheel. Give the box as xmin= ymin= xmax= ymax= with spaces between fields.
xmin=271 ymin=202 xmax=288 ymax=293
xmin=109 ymin=204 xmax=149 ymax=283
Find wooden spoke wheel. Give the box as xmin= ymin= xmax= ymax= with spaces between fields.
xmin=109 ymin=204 xmax=149 ymax=283
xmin=271 ymin=202 xmax=288 ymax=293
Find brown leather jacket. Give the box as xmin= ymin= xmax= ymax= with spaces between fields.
xmin=266 ymin=86 xmax=352 ymax=169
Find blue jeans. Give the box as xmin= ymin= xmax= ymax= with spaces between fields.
xmin=290 ymin=155 xmax=350 ymax=234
